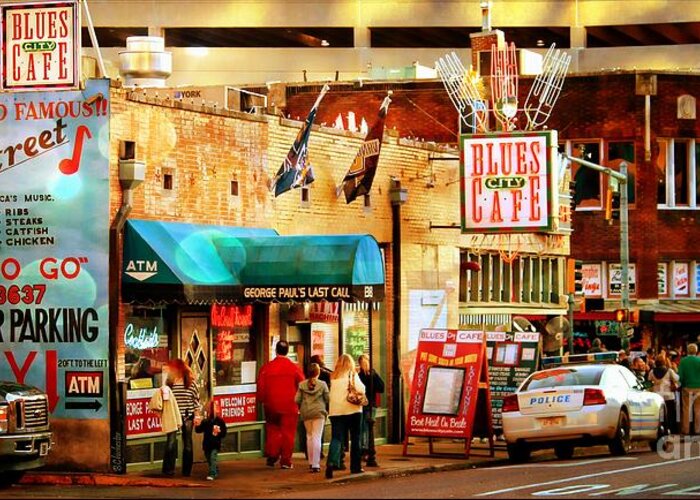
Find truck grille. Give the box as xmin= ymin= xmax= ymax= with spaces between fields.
xmin=21 ymin=397 xmax=49 ymax=429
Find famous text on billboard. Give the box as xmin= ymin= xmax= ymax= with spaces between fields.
xmin=0 ymin=78 xmax=110 ymax=419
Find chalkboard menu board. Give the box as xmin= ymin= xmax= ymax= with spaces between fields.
xmin=486 ymin=331 xmax=540 ymax=432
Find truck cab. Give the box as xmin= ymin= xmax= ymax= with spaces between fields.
xmin=0 ymin=381 xmax=53 ymax=483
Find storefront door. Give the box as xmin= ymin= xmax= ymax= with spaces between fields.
xmin=181 ymin=313 xmax=210 ymax=462
xmin=286 ymin=324 xmax=311 ymax=375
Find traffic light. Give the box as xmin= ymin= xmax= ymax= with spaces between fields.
xmin=569 ymin=181 xmax=577 ymax=212
xmin=567 ymin=259 xmax=584 ymax=295
xmin=614 ymin=308 xmax=629 ymax=323
xmin=629 ymin=309 xmax=640 ymax=324
xmin=611 ymin=191 xmax=621 ymax=220
xmin=604 ymin=190 xmax=621 ymax=221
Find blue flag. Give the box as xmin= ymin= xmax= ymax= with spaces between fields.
xmin=271 ymin=85 xmax=328 ymax=197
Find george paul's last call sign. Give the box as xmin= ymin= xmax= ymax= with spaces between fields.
xmin=460 ymin=131 xmax=557 ymax=233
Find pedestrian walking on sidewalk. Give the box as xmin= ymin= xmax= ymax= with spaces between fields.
xmin=648 ymin=358 xmax=680 ymax=434
xmin=309 ymin=355 xmax=332 ymax=459
xmin=295 ymin=363 xmax=330 ymax=473
xmin=357 ymin=354 xmax=384 ymax=465
xmin=325 ymin=354 xmax=366 ymax=479
xmin=257 ymin=340 xmax=305 ymax=469
xmin=163 ymin=359 xmax=201 ymax=477
xmin=194 ymin=399 xmax=228 ymax=481
xmin=148 ymin=378 xmax=182 ymax=477
xmin=679 ymin=343 xmax=700 ymax=435
xmin=310 ymin=355 xmax=333 ymax=388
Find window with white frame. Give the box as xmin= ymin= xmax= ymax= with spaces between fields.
xmin=657 ymin=138 xmax=700 ymax=208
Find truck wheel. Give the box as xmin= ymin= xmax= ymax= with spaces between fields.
xmin=507 ymin=442 xmax=531 ymax=463
xmin=0 ymin=471 xmax=25 ymax=488
xmin=609 ymin=411 xmax=631 ymax=456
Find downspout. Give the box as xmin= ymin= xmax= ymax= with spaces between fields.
xmin=108 ymin=159 xmax=145 ymax=473
xmin=389 ymin=178 xmax=408 ymax=443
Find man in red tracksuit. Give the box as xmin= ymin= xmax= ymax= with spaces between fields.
xmin=257 ymin=340 xmax=305 ymax=469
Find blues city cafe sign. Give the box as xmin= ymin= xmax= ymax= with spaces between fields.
xmin=460 ymin=131 xmax=557 ymax=233
xmin=0 ymin=0 xmax=81 ymax=90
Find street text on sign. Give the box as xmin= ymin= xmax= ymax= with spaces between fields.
xmin=65 ymin=370 xmax=103 ymax=398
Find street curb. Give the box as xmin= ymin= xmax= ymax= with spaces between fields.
xmin=20 ymin=472 xmax=205 ymax=488
xmin=17 ymin=453 xmax=512 ymax=490
xmin=326 ymin=456 xmax=510 ymax=485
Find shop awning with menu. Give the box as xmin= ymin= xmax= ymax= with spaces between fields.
xmin=122 ymin=219 xmax=385 ymax=304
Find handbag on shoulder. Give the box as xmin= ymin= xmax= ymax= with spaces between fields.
xmin=346 ymin=372 xmax=369 ymax=407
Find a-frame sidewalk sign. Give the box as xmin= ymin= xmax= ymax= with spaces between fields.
xmin=403 ymin=328 xmax=494 ymax=458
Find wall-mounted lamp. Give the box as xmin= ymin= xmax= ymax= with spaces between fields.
xmin=389 ymin=177 xmax=408 ymax=205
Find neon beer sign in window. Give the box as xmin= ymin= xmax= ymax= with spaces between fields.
xmin=210 ymin=304 xmax=253 ymax=328
xmin=460 ymin=131 xmax=554 ymax=232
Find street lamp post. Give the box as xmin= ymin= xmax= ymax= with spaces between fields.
xmin=563 ymin=155 xmax=630 ymax=350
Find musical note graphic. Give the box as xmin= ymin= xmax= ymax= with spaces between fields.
xmin=59 ymin=125 xmax=92 ymax=175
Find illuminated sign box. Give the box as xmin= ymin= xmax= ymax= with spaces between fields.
xmin=460 ymin=131 xmax=556 ymax=233
xmin=1 ymin=0 xmax=81 ymax=90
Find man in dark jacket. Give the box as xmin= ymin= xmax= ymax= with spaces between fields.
xmin=257 ymin=341 xmax=305 ymax=469
xmin=358 ymin=354 xmax=384 ymax=467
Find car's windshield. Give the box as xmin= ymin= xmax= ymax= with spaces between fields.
xmin=521 ymin=366 xmax=605 ymax=391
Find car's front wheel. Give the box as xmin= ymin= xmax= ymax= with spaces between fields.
xmin=609 ymin=410 xmax=631 ymax=456
xmin=507 ymin=442 xmax=531 ymax=463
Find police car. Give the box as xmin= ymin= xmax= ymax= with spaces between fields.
xmin=501 ymin=352 xmax=668 ymax=462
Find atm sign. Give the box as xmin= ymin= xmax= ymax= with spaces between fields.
xmin=65 ymin=371 xmax=104 ymax=398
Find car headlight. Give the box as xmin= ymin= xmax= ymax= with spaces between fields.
xmin=0 ymin=405 xmax=8 ymax=433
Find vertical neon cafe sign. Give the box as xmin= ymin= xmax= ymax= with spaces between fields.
xmin=0 ymin=0 xmax=110 ymax=419
xmin=460 ymin=131 xmax=556 ymax=233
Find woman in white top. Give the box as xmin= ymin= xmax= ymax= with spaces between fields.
xmin=325 ymin=354 xmax=365 ymax=479
xmin=648 ymin=358 xmax=680 ymax=434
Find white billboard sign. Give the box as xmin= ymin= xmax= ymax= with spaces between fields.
xmin=460 ymin=131 xmax=555 ymax=232
xmin=1 ymin=0 xmax=80 ymax=90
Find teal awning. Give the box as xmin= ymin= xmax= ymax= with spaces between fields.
xmin=122 ymin=219 xmax=385 ymax=303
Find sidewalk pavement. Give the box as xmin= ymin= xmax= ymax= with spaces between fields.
xmin=21 ymin=441 xmax=508 ymax=497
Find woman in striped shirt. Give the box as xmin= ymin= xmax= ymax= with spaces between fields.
xmin=163 ymin=358 xmax=201 ymax=477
